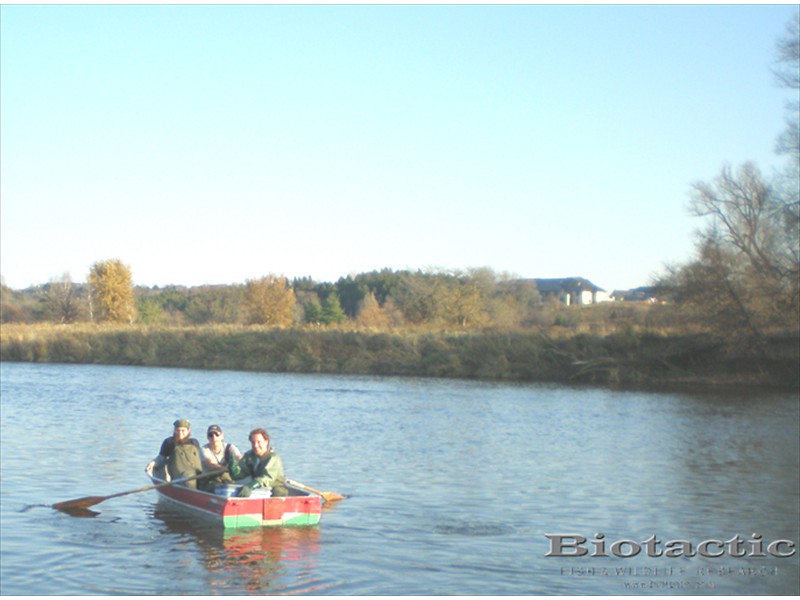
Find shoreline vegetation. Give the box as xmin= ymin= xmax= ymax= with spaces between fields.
xmin=1 ymin=323 xmax=797 ymax=390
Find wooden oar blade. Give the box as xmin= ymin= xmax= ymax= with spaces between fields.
xmin=321 ymin=491 xmax=347 ymax=503
xmin=52 ymin=496 xmax=107 ymax=512
xmin=59 ymin=506 xmax=101 ymax=518
xmin=286 ymin=479 xmax=347 ymax=504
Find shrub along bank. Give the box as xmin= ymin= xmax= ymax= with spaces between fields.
xmin=0 ymin=324 xmax=797 ymax=389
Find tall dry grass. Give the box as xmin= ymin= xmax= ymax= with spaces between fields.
xmin=2 ymin=320 xmax=797 ymax=388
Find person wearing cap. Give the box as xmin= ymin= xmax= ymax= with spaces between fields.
xmin=200 ymin=424 xmax=243 ymax=486
xmin=144 ymin=419 xmax=204 ymax=489
xmin=229 ymin=428 xmax=289 ymax=498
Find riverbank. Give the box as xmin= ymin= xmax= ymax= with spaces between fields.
xmin=0 ymin=324 xmax=797 ymax=389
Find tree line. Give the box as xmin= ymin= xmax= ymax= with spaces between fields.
xmin=0 ymin=265 xmax=550 ymax=331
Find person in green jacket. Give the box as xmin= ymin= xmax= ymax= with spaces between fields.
xmin=229 ymin=428 xmax=289 ymax=498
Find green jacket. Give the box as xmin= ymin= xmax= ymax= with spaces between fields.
xmin=229 ymin=450 xmax=288 ymax=496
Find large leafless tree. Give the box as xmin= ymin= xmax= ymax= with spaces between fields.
xmin=46 ymin=273 xmax=82 ymax=323
xmin=663 ymin=16 xmax=800 ymax=344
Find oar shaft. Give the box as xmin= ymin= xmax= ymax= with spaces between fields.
xmin=286 ymin=479 xmax=325 ymax=496
xmin=105 ymin=469 xmax=227 ymax=500
xmin=286 ymin=479 xmax=346 ymax=502
xmin=53 ymin=468 xmax=227 ymax=511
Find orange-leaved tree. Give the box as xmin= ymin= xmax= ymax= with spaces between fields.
xmin=88 ymin=259 xmax=137 ymax=323
xmin=244 ymin=275 xmax=297 ymax=326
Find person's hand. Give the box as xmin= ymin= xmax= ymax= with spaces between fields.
xmin=145 ymin=461 xmax=155 ymax=474
xmin=237 ymin=485 xmax=252 ymax=498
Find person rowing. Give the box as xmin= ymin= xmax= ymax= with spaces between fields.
xmin=144 ymin=419 xmax=204 ymax=489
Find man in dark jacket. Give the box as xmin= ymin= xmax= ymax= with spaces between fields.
xmin=145 ymin=419 xmax=204 ymax=489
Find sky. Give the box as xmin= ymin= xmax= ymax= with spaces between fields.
xmin=1 ymin=4 xmax=797 ymax=292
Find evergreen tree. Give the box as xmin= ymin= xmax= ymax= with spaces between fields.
xmin=303 ymin=298 xmax=323 ymax=325
xmin=321 ymin=293 xmax=346 ymax=325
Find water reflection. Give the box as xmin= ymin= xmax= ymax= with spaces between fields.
xmin=151 ymin=502 xmax=323 ymax=594
xmin=666 ymin=392 xmax=800 ymax=539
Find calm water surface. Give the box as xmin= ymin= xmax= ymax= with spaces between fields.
xmin=1 ymin=362 xmax=798 ymax=595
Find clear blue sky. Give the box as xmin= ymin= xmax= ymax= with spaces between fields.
xmin=1 ymin=4 xmax=797 ymax=291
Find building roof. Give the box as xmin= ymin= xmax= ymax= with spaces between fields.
xmin=526 ymin=277 xmax=606 ymax=293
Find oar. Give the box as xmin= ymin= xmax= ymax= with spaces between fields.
xmin=287 ymin=478 xmax=347 ymax=503
xmin=52 ymin=469 xmax=227 ymax=513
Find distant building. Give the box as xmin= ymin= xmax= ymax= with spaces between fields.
xmin=610 ymin=286 xmax=664 ymax=303
xmin=523 ymin=277 xmax=609 ymax=306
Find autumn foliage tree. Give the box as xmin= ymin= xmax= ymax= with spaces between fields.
xmin=244 ymin=275 xmax=297 ymax=326
xmin=356 ymin=291 xmax=392 ymax=329
xmin=88 ymin=259 xmax=136 ymax=323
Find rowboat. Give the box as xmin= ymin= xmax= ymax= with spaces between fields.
xmin=149 ymin=476 xmax=322 ymax=529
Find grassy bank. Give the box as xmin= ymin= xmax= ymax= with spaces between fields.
xmin=1 ymin=324 xmax=797 ymax=389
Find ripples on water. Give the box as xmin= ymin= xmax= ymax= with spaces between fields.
xmin=1 ymin=363 xmax=798 ymax=595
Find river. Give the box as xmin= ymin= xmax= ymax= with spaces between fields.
xmin=0 ymin=362 xmax=797 ymax=595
